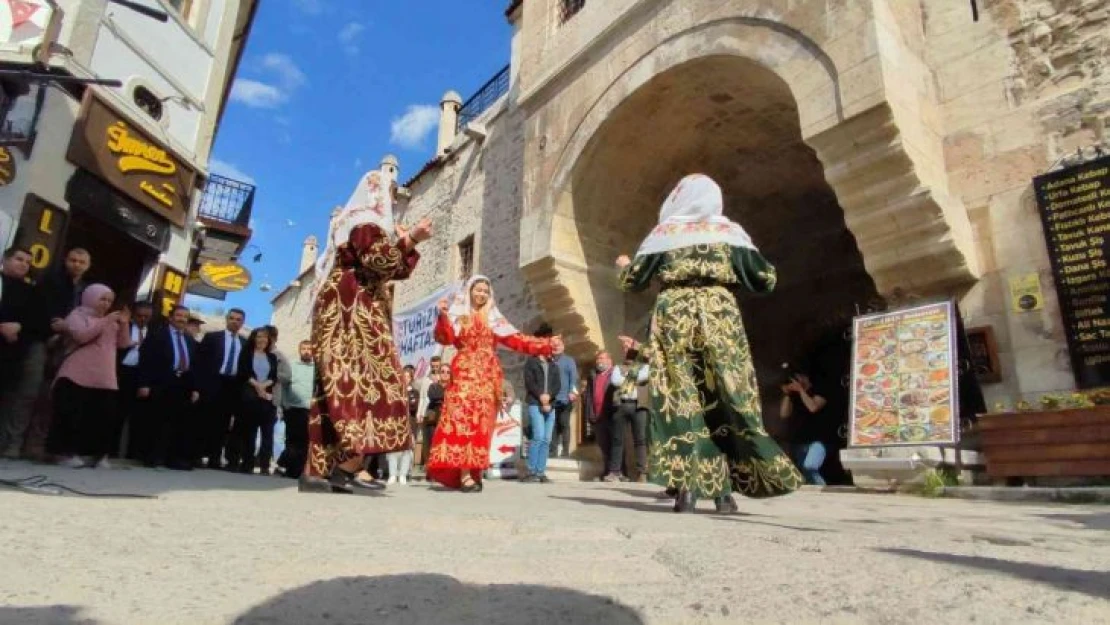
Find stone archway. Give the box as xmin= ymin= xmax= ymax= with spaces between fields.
xmin=519 ymin=18 xmax=981 ymax=362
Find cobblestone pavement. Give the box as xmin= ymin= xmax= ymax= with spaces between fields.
xmin=1 ymin=461 xmax=1107 ymax=625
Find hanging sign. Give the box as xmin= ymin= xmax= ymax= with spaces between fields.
xmin=156 ymin=265 xmax=187 ymax=317
xmin=197 ymin=261 xmax=252 ymax=292
xmin=0 ymin=146 xmax=17 ymax=186
xmin=848 ymin=301 xmax=959 ymax=447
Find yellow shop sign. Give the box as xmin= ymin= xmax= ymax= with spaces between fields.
xmin=198 ymin=261 xmax=252 ymax=292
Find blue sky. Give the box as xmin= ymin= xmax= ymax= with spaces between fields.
xmin=186 ymin=0 xmax=512 ymax=325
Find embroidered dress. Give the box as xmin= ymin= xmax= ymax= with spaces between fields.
xmin=618 ymin=174 xmax=801 ymax=500
xmin=306 ymin=171 xmax=418 ymax=479
xmin=426 ymin=276 xmax=551 ymax=489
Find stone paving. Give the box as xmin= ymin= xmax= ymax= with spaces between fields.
xmin=1 ymin=460 xmax=1107 ymax=625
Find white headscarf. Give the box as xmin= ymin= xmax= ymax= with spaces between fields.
xmin=447 ymin=274 xmax=519 ymax=338
xmin=311 ymin=170 xmax=395 ymax=309
xmin=634 ymin=174 xmax=756 ymax=257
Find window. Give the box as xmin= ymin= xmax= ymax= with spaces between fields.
xmin=133 ymin=86 xmax=163 ymax=121
xmin=165 ymin=0 xmax=193 ymax=18
xmin=560 ymin=0 xmax=585 ymax=23
xmin=457 ymin=235 xmax=475 ymax=281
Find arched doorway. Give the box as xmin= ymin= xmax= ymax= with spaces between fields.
xmin=568 ymin=54 xmax=877 ymax=405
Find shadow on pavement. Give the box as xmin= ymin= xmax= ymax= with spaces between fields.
xmin=0 ymin=459 xmax=291 ymax=499
xmin=1035 ymin=512 xmax=1110 ymax=531
xmin=880 ymin=548 xmax=1110 ymax=601
xmin=0 ymin=605 xmax=94 ymax=625
xmin=231 ymin=574 xmax=645 ymax=624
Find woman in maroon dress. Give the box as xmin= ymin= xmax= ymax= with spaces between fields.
xmin=302 ymin=170 xmax=432 ymax=494
xmin=426 ymin=276 xmax=555 ymax=492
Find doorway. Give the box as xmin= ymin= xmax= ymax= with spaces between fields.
xmin=63 ymin=208 xmax=155 ymax=305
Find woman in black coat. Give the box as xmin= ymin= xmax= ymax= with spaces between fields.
xmin=233 ymin=326 xmax=279 ymax=475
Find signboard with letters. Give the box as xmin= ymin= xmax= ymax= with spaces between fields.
xmin=13 ymin=194 xmax=67 ymax=282
xmin=64 ymin=169 xmax=170 ymax=252
xmin=848 ymin=301 xmax=960 ymax=447
xmin=1032 ymin=154 xmax=1110 ymax=388
xmin=197 ymin=261 xmax=251 ymax=292
xmin=155 ymin=264 xmax=187 ymax=317
xmin=392 ymin=283 xmax=459 ymax=379
xmin=0 ymin=146 xmax=17 ymax=186
xmin=67 ymin=94 xmax=197 ymax=227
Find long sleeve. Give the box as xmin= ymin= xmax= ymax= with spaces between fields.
xmin=497 ymin=333 xmax=553 ymax=357
xmin=731 ymin=246 xmax=777 ymax=294
xmin=635 ymin=365 xmax=650 ymax=384
xmin=609 ymin=365 xmax=626 ymax=386
xmin=617 ymin=253 xmax=663 ymax=293
xmin=65 ymin=312 xmax=108 ymax=345
xmin=349 ymin=223 xmax=420 ymax=282
xmin=434 ymin=313 xmax=458 ymax=347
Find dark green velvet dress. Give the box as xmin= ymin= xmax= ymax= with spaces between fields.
xmin=618 ymin=242 xmax=802 ymax=499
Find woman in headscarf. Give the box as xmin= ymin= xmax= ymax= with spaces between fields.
xmin=303 ymin=170 xmax=433 ymax=494
xmin=615 ymin=174 xmax=802 ymax=513
xmin=427 ymin=276 xmax=555 ymax=492
xmin=48 ymin=283 xmax=130 ymax=468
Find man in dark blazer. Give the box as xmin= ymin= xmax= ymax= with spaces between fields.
xmin=582 ymin=350 xmax=620 ymax=479
xmin=522 ymin=348 xmax=562 ymax=483
xmin=138 ymin=305 xmax=199 ymax=470
xmin=196 ymin=308 xmax=248 ymax=469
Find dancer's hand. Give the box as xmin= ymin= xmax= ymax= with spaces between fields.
xmin=0 ymin=322 xmax=20 ymax=343
xmin=410 ymin=218 xmax=433 ymax=243
xmin=137 ymin=387 xmax=151 ymax=399
xmin=437 ymin=298 xmax=449 ymax=315
xmin=615 ymin=255 xmax=631 ymax=269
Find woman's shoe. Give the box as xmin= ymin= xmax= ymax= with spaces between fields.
xmin=714 ymin=494 xmax=739 ymax=514
xmin=300 ymin=476 xmax=351 ymax=494
xmin=461 ymin=481 xmax=483 ymax=493
xmin=673 ymin=489 xmax=696 ymax=513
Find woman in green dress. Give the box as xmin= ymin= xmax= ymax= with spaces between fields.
xmin=615 ymin=173 xmax=802 ymax=513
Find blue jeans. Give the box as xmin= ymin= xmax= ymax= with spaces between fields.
xmin=527 ymin=405 xmax=556 ymax=476
xmin=793 ymin=442 xmax=827 ymax=486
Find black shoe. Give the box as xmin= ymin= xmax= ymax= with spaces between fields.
xmin=461 ymin=481 xmax=484 ymax=493
xmin=714 ymin=494 xmax=739 ymax=514
xmin=299 ymin=476 xmax=351 ymax=494
xmin=673 ymin=489 xmax=696 ymax=513
xmin=520 ymin=475 xmax=539 ymax=483
xmin=538 ymin=475 xmax=551 ymax=484
xmin=206 ymin=460 xmax=223 ymax=470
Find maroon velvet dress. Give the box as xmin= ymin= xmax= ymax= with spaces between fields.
xmin=306 ymin=223 xmax=419 ymax=479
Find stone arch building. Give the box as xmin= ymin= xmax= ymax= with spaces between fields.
xmin=275 ymin=0 xmax=1109 ymax=450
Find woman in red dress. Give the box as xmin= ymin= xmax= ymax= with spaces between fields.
xmin=426 ymin=275 xmax=554 ymax=492
xmin=302 ymin=170 xmax=432 ymax=494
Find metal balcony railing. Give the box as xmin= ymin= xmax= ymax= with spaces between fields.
xmin=456 ymin=64 xmax=511 ymax=132
xmin=198 ymin=173 xmax=255 ymax=229
xmin=560 ymin=0 xmax=585 ymax=23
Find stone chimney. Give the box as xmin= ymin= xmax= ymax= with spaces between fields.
xmin=437 ymin=90 xmax=463 ymax=156
xmin=300 ymin=235 xmax=318 ymax=274
xmin=380 ymin=154 xmax=399 ymax=184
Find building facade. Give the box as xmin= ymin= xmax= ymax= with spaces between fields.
xmin=272 ymin=1 xmax=1110 ymax=451
xmin=0 ymin=0 xmax=257 ymax=314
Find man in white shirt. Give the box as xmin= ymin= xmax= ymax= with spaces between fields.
xmin=117 ymin=301 xmax=153 ymax=460
xmin=602 ymin=359 xmax=650 ymax=483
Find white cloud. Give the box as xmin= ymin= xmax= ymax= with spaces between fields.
xmin=292 ymin=0 xmax=323 ymax=15
xmin=209 ymin=158 xmax=256 ymax=184
xmin=230 ymin=79 xmax=284 ymax=109
xmin=338 ymin=22 xmax=365 ymax=56
xmin=390 ymin=104 xmax=439 ymax=150
xmin=260 ymin=53 xmax=306 ymax=90
xmin=229 ymin=54 xmax=306 ymax=110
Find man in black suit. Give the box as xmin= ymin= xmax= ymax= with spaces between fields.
xmin=138 ymin=305 xmax=200 ymax=470
xmin=196 ymin=308 xmax=248 ymax=469
xmin=117 ymin=301 xmax=154 ymax=460
xmin=0 ymin=247 xmax=34 ymax=454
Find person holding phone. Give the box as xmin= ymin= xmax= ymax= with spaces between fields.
xmin=779 ymin=372 xmax=829 ymax=486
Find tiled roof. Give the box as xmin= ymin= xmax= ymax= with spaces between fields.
xmin=402 ymin=155 xmax=444 ymax=189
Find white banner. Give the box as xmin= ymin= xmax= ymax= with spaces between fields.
xmin=489 ymin=404 xmax=523 ymax=478
xmin=392 ymin=283 xmax=459 ymax=379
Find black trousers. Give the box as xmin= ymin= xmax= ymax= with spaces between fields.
xmin=605 ymin=401 xmax=648 ymax=476
xmin=201 ymin=376 xmax=242 ymax=466
xmin=116 ymin=365 xmax=142 ymax=459
xmin=47 ymin=378 xmax=118 ymax=460
xmin=146 ymin=378 xmax=195 ymax=469
xmin=233 ymin=396 xmax=276 ymax=473
xmin=420 ymin=422 xmax=437 ymax=466
xmin=278 ymin=407 xmax=309 ymax=479
xmin=549 ymin=401 xmax=574 ymax=457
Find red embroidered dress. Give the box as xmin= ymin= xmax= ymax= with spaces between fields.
xmin=426 ymin=313 xmax=550 ymax=488
xmin=307 ymin=222 xmax=419 ymax=479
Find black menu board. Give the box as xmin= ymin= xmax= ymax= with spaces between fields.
xmin=1033 ymin=154 xmax=1110 ymax=389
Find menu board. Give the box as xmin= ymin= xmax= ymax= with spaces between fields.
xmin=1033 ymin=154 xmax=1110 ymax=389
xmin=849 ymin=301 xmax=959 ymax=447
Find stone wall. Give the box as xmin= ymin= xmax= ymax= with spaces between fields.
xmin=268 ymin=270 xmax=315 ymax=359
xmin=928 ymin=0 xmax=1110 ymax=405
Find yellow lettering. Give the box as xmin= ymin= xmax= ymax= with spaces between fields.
xmin=0 ymin=148 xmax=10 ymax=163
xmin=163 ymin=272 xmax=184 ymax=295
xmin=105 ymin=122 xmax=176 ymax=176
xmin=38 ymin=209 xmax=53 ymax=234
xmin=139 ymin=180 xmax=175 ymax=207
xmin=29 ymin=244 xmax=50 ymax=268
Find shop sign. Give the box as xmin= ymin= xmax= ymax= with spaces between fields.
xmin=1033 ymin=154 xmax=1110 ymax=389
xmin=13 ymin=194 xmax=67 ymax=282
xmin=848 ymin=301 xmax=959 ymax=448
xmin=156 ymin=264 xmax=187 ymax=317
xmin=197 ymin=261 xmax=251 ymax=292
xmin=65 ymin=169 xmax=170 ymax=252
xmin=67 ymin=94 xmax=196 ymax=227
xmin=0 ymin=147 xmax=17 ymax=186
